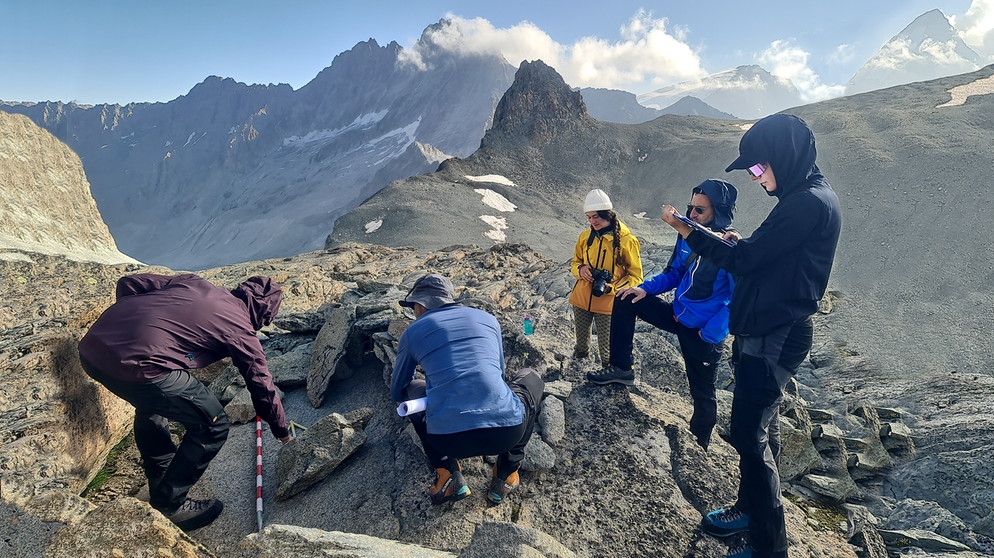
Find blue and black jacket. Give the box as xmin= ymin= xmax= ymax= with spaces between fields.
xmin=640 ymin=179 xmax=737 ymax=344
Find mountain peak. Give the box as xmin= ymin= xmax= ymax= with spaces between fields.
xmin=483 ymin=60 xmax=590 ymax=147
xmin=846 ymin=9 xmax=981 ymax=95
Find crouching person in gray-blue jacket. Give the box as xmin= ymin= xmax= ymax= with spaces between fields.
xmin=587 ymin=179 xmax=737 ymax=451
xmin=391 ymin=273 xmax=544 ymax=506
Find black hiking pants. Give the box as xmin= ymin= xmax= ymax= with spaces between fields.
xmin=80 ymin=358 xmax=230 ymax=513
xmin=610 ymin=293 xmax=722 ymax=448
xmin=405 ymin=368 xmax=544 ymax=479
xmin=729 ymin=316 xmax=812 ymax=558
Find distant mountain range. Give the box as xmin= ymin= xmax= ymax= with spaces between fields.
xmin=637 ymin=65 xmax=804 ymax=120
xmin=1 ymin=23 xmax=516 ymax=269
xmin=1 ymin=11 xmax=987 ymax=268
xmin=579 ymin=88 xmax=736 ymax=124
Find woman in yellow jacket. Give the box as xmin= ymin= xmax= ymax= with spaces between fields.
xmin=569 ymin=189 xmax=643 ymax=368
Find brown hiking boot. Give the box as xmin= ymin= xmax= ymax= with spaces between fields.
xmin=486 ymin=466 xmax=520 ymax=505
xmin=429 ymin=466 xmax=470 ymax=505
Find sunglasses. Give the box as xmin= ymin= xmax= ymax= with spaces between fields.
xmin=746 ymin=163 xmax=766 ymax=178
xmin=686 ymin=204 xmax=710 ymax=215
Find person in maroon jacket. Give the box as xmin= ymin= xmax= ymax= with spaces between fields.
xmin=78 ymin=273 xmax=291 ymax=531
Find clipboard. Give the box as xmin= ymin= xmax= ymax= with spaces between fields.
xmin=671 ymin=212 xmax=737 ymax=247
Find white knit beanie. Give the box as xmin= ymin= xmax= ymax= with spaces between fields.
xmin=584 ymin=189 xmax=613 ymax=212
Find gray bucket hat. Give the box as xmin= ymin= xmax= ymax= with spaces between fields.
xmin=399 ymin=273 xmax=457 ymax=310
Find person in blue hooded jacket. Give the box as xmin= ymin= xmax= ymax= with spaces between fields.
xmin=587 ymin=179 xmax=737 ymax=451
xmin=662 ymin=114 xmax=842 ymax=558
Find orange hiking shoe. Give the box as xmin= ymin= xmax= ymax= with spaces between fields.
xmin=486 ymin=466 xmax=520 ymax=505
xmin=429 ymin=466 xmax=470 ymax=505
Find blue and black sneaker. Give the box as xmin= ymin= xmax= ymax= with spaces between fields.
xmin=725 ymin=534 xmax=753 ymax=558
xmin=701 ymin=506 xmax=750 ymax=537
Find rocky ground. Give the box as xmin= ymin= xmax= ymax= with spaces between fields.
xmin=4 ymin=243 xmax=993 ymax=557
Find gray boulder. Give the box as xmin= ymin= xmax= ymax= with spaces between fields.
xmin=45 ymin=497 xmax=214 ymax=558
xmin=224 ymin=385 xmax=286 ymax=425
xmin=307 ymin=304 xmax=358 ymax=407
xmin=458 ymin=521 xmax=576 ymax=558
xmin=240 ymin=524 xmax=455 ymax=557
xmin=538 ymin=395 xmax=565 ymax=446
xmin=275 ymin=408 xmax=374 ymax=500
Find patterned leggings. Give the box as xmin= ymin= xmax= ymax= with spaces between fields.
xmin=573 ymin=306 xmax=612 ymax=367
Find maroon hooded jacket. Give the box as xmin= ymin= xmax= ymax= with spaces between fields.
xmin=78 ymin=273 xmax=289 ymax=439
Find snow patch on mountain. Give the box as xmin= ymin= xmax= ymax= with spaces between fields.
xmin=465 ymin=174 xmax=516 ymax=186
xmin=369 ymin=119 xmax=421 ymax=165
xmin=474 ymin=188 xmax=516 ymax=212
xmin=480 ymin=215 xmax=508 ymax=242
xmin=284 ymin=110 xmax=389 ymax=147
xmin=936 ymin=73 xmax=994 ymax=107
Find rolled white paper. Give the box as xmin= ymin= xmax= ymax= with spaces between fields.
xmin=397 ymin=397 xmax=428 ymax=416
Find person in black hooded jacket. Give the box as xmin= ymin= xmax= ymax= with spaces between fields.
xmin=661 ymin=114 xmax=842 ymax=558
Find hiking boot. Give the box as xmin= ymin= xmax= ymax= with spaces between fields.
xmin=725 ymin=534 xmax=753 ymax=558
xmin=162 ymin=498 xmax=224 ymax=531
xmin=586 ymin=365 xmax=635 ymax=386
xmin=429 ymin=467 xmax=470 ymax=505
xmin=701 ymin=506 xmax=750 ymax=537
xmin=486 ymin=466 xmax=520 ymax=505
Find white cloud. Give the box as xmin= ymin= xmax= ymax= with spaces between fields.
xmin=398 ymin=16 xmax=564 ymax=70
xmin=757 ymin=40 xmax=845 ymax=102
xmin=828 ymin=44 xmax=856 ymax=66
xmin=863 ymin=37 xmax=919 ymax=71
xmin=399 ymin=11 xmax=707 ymax=92
xmin=919 ymin=38 xmax=974 ymax=65
xmin=560 ymin=11 xmax=707 ymax=90
xmin=952 ymin=0 xmax=994 ymax=60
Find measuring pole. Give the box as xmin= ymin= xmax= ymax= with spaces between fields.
xmin=256 ymin=416 xmax=263 ymax=532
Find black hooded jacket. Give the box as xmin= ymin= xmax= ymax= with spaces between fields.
xmin=685 ymin=114 xmax=842 ymax=335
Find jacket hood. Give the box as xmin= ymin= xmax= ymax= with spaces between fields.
xmin=693 ymin=179 xmax=737 ymax=230
xmin=231 ymin=276 xmax=283 ymax=330
xmin=725 ymin=114 xmax=821 ymax=197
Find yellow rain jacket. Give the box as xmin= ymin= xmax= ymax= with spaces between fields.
xmin=569 ymin=221 xmax=643 ymax=315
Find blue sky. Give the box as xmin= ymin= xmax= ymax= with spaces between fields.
xmin=1 ymin=0 xmax=990 ymax=105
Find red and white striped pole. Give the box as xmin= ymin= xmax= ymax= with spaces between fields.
xmin=255 ymin=416 xmax=263 ymax=532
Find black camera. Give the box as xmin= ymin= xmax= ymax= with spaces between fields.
xmin=590 ymin=269 xmax=613 ymax=297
